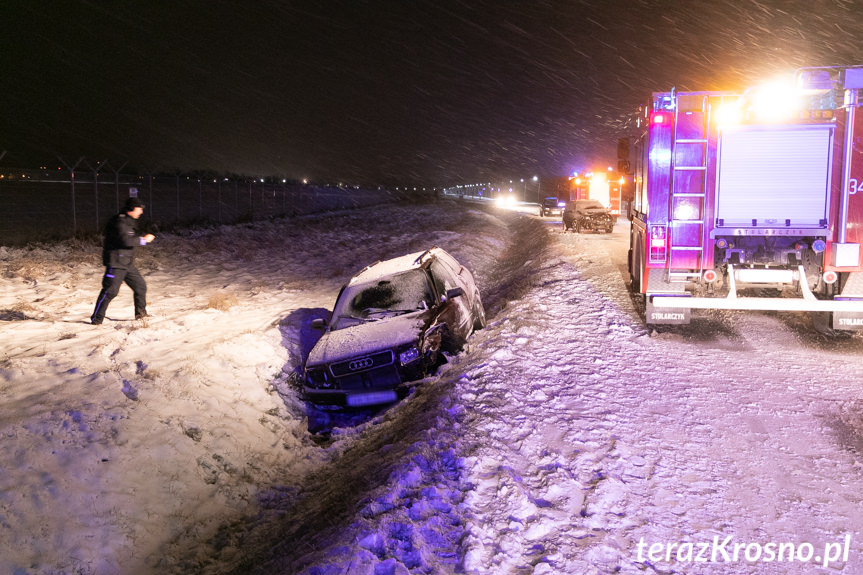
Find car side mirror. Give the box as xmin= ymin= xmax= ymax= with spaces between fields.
xmin=445 ymin=287 xmax=464 ymax=300
xmin=311 ymin=318 xmax=328 ymax=330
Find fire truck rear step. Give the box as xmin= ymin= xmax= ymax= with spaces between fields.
xmin=650 ymin=266 xmax=863 ymax=313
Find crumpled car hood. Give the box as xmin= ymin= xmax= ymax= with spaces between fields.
xmin=306 ymin=311 xmax=430 ymax=366
xmin=578 ymin=208 xmax=610 ymax=216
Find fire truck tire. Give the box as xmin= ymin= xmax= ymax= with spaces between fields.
xmin=632 ymin=247 xmax=644 ymax=293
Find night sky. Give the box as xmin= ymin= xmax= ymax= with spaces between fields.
xmin=3 ymin=1 xmax=862 ymax=186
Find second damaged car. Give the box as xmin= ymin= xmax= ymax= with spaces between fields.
xmin=303 ymin=247 xmax=485 ymax=407
xmin=562 ymin=199 xmax=615 ymax=233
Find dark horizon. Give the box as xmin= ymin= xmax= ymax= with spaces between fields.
xmin=3 ymin=1 xmax=863 ymax=187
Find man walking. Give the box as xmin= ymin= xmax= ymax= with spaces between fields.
xmin=90 ymin=197 xmax=156 ymax=325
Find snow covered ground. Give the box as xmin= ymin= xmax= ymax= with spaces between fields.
xmin=2 ymin=201 xmax=863 ymax=574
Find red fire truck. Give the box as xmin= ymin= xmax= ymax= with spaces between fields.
xmin=628 ymin=65 xmax=863 ymax=329
xmin=569 ymin=170 xmax=624 ymax=221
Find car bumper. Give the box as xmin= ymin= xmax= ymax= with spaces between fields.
xmin=303 ymin=358 xmax=430 ymax=407
xmin=302 ymin=385 xmax=413 ymax=407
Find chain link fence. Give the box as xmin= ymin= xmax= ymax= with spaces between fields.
xmin=0 ymin=166 xmax=421 ymax=245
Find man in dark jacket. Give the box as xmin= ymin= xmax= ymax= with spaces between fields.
xmin=90 ymin=197 xmax=156 ymax=325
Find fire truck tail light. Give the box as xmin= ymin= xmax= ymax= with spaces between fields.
xmin=653 ymin=113 xmax=665 ymax=125
xmin=703 ymin=270 xmax=718 ymax=283
xmin=716 ymin=238 xmax=729 ymax=249
xmin=648 ymin=225 xmax=668 ymax=263
xmin=812 ymin=239 xmax=826 ymax=253
xmin=823 ymin=271 xmax=838 ymax=285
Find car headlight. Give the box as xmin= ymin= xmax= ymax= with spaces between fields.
xmin=306 ymin=368 xmax=331 ymax=388
xmin=399 ymin=346 xmax=421 ymax=365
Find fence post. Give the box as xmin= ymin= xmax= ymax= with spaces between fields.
xmin=58 ymin=156 xmax=84 ymax=236
xmin=111 ymin=161 xmax=128 ymax=213
xmin=141 ymin=169 xmax=153 ymax=220
xmin=85 ymin=159 xmax=108 ymax=230
xmin=176 ymin=174 xmax=180 ymax=222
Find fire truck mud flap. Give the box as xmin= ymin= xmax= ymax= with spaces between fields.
xmin=646 ymin=296 xmax=691 ymax=325
xmin=834 ymin=273 xmax=863 ymax=330
xmin=832 ymin=306 xmax=863 ymax=330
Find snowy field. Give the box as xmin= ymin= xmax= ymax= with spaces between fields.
xmin=2 ymin=200 xmax=863 ymax=574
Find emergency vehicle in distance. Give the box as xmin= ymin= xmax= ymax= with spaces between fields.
xmin=568 ymin=169 xmax=624 ymax=222
xmin=627 ymin=65 xmax=863 ymax=329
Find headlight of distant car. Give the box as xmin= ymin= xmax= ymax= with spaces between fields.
xmin=399 ymin=346 xmax=421 ymax=365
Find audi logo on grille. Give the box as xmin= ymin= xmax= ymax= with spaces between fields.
xmin=348 ymin=357 xmax=374 ymax=371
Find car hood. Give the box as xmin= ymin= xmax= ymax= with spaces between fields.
xmin=577 ymin=207 xmax=610 ymax=215
xmin=306 ymin=311 xmax=430 ymax=366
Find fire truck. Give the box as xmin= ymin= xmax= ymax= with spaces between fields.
xmin=627 ymin=65 xmax=863 ymax=329
xmin=568 ymin=170 xmax=624 ymax=220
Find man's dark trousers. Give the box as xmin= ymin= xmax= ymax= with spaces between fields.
xmin=91 ymin=265 xmax=147 ymax=323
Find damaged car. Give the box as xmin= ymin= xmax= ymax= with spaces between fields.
xmin=303 ymin=247 xmax=486 ymax=408
xmin=562 ymin=199 xmax=615 ymax=233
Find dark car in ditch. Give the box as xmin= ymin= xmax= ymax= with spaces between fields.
xmin=562 ymin=199 xmax=615 ymax=233
xmin=303 ymin=247 xmax=486 ymax=407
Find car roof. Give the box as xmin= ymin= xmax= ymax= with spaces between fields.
xmin=347 ymin=246 xmax=450 ymax=286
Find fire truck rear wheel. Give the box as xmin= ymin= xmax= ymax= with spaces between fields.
xmin=631 ymin=249 xmax=643 ymax=292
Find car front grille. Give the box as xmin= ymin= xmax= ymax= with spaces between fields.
xmin=334 ymin=365 xmax=403 ymax=391
xmin=330 ymin=350 xmax=394 ymax=378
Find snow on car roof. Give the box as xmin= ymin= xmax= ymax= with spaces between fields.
xmin=347 ymin=247 xmax=441 ymax=286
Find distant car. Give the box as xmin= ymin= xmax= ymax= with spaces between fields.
xmin=303 ymin=247 xmax=485 ymax=407
xmin=541 ymin=197 xmax=565 ymax=217
xmin=562 ymin=199 xmax=615 ymax=233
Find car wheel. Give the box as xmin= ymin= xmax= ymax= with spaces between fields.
xmin=575 ymin=220 xmax=585 ymax=234
xmin=440 ymin=325 xmax=462 ymax=354
xmin=472 ymin=299 xmax=487 ymax=330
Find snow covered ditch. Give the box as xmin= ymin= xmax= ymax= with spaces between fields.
xmin=3 ymin=201 xmax=863 ymax=575
xmin=0 ymin=202 xmax=514 ymax=574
